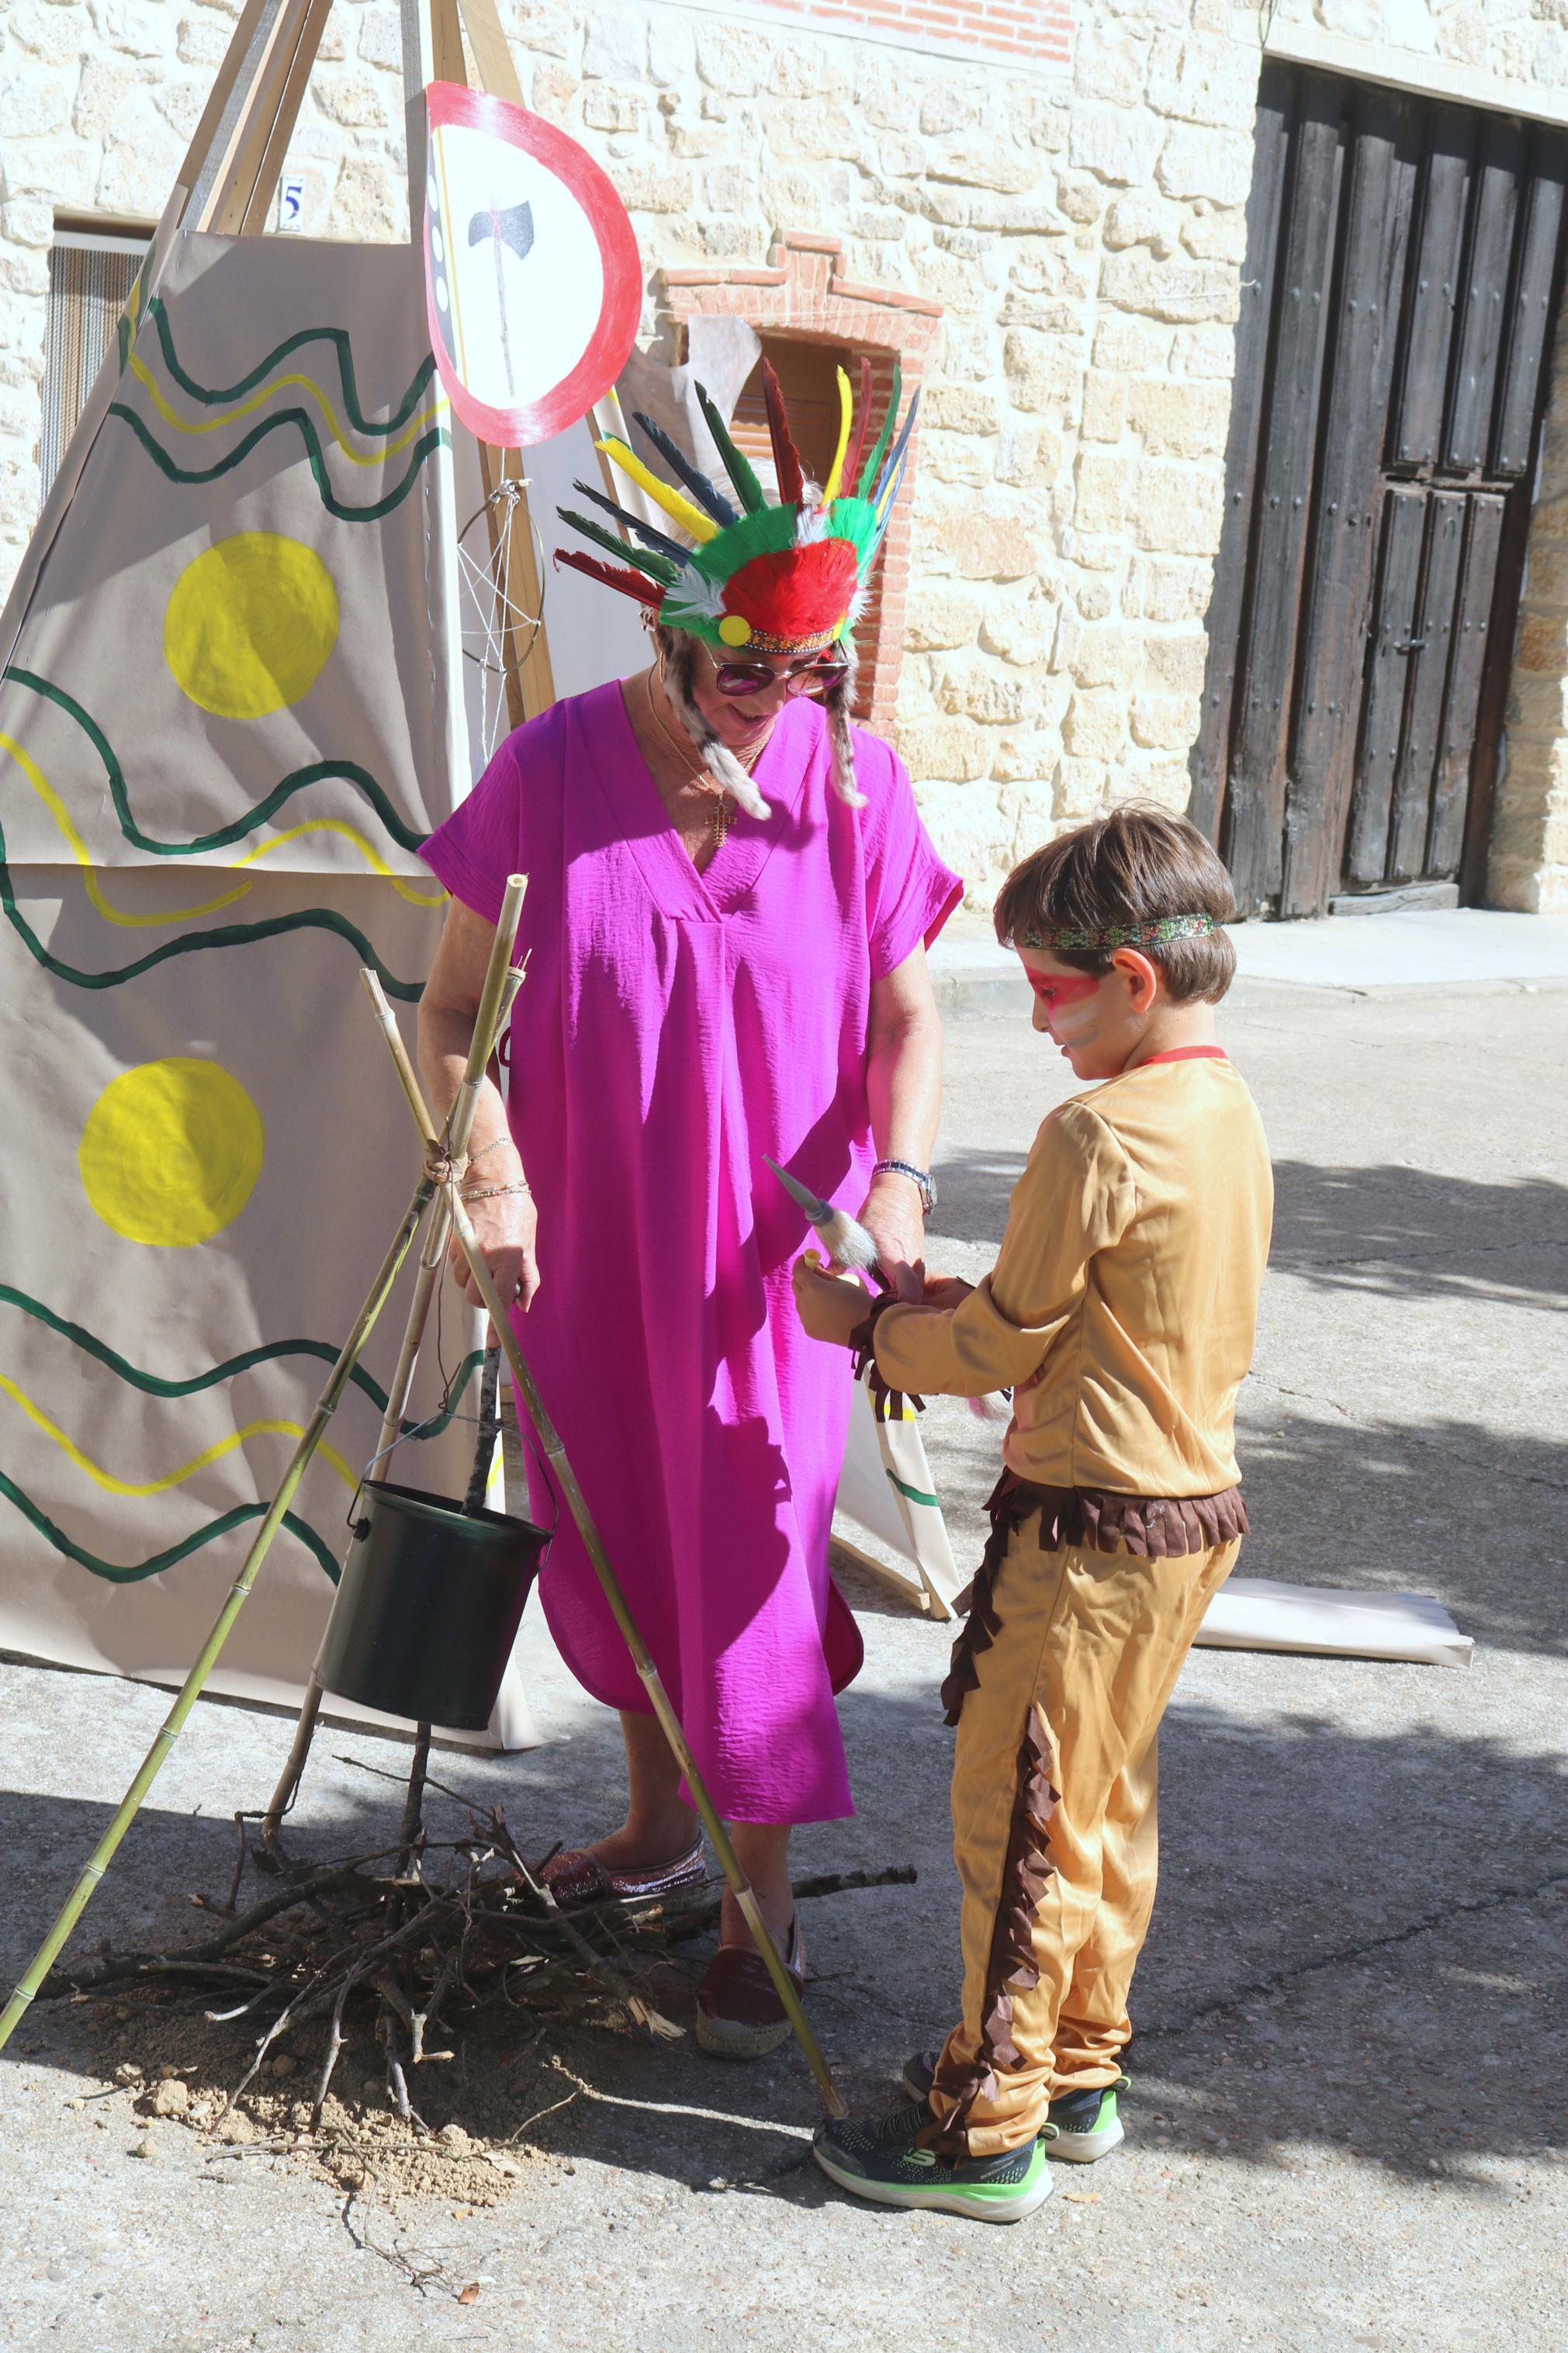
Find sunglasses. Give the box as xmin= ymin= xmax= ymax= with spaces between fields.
xmin=704 ymin=647 xmax=848 ymax=700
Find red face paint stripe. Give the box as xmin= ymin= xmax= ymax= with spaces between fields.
xmin=1026 ymin=972 xmax=1100 ymax=1008
xmin=1139 ymin=1045 xmax=1229 ymax=1065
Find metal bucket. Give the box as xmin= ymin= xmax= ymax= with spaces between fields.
xmin=318 ymin=1478 xmax=549 ymax=1731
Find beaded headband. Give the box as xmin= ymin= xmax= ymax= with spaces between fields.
xmin=1017 ymin=911 xmax=1217 ymax=953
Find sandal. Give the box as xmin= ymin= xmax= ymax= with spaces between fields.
xmin=696 ymin=1918 xmax=805 ymax=2060
xmin=538 ymin=1839 xmax=706 ymax=1906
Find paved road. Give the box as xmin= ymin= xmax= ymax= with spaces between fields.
xmin=2 ymin=971 xmax=1564 ymax=2352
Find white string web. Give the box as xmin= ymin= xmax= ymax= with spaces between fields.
xmin=455 ymin=478 xmax=545 ymax=765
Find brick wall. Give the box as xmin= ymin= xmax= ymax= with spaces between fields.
xmin=756 ymin=0 xmax=1071 ymax=69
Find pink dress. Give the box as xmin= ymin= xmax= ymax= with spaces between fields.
xmin=421 ymin=682 xmax=961 ymax=1823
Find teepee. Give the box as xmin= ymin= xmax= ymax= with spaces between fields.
xmin=0 ymin=0 xmax=640 ymax=1744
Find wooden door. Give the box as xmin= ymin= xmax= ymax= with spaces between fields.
xmin=1192 ymin=66 xmax=1568 ymax=913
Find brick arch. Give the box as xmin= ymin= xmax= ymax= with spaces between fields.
xmin=659 ymin=230 xmax=942 ymax=736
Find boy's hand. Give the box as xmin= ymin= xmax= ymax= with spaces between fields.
xmin=791 ymin=1253 xmax=870 ymax=1347
xmin=919 ymin=1274 xmax=974 ymax=1312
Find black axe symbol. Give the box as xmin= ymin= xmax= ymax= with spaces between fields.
xmin=468 ymin=201 xmax=535 ymax=398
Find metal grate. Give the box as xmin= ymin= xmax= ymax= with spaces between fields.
xmin=40 ymin=234 xmax=150 ymax=497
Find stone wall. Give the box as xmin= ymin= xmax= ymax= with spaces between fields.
xmin=0 ymin=0 xmax=1274 ymax=903
xmin=4 ymin=0 xmax=1567 ymax=905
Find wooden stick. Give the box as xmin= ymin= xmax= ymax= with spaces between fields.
xmin=261 ymin=888 xmax=524 ymax=1846
xmin=0 ymin=1169 xmax=438 ymax=2057
xmin=360 ymin=976 xmax=848 ymax=2118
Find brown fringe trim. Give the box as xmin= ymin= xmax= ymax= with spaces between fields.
xmin=922 ymin=1704 xmax=1058 ymax=2158
xmin=939 ymin=1471 xmax=1248 ymax=1727
xmin=848 ymin=1288 xmax=925 ymax=1421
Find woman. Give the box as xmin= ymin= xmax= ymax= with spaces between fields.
xmin=417 ymin=362 xmax=961 ymax=2054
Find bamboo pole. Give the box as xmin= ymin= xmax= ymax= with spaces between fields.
xmin=261 ymin=878 xmax=527 ymax=1846
xmin=0 ymin=1169 xmax=437 ymax=2055
xmin=361 ymin=971 xmax=848 ymax=2119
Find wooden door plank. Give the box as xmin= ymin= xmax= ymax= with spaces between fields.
xmin=1189 ymin=60 xmax=1294 ymax=845
xmin=1493 ymin=130 xmax=1568 ymax=475
xmin=1389 ymin=490 xmax=1466 ymax=876
xmin=1345 ymin=488 xmax=1426 ymax=882
xmin=1445 ymin=113 xmax=1521 ymax=473
xmin=1282 ymin=86 xmax=1417 ymax=917
xmin=1428 ymin=494 xmax=1504 ymax=874
xmin=1223 ymin=73 xmax=1345 ymax=911
xmin=1392 ymin=109 xmax=1475 ymax=471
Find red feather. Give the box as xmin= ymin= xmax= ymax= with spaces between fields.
xmin=553 ymin=549 xmax=663 ymax=608
xmin=839 ymin=357 xmax=874 ymax=502
xmin=761 ymin=356 xmax=806 ymax=505
xmin=725 ymin=540 xmax=860 ymax=643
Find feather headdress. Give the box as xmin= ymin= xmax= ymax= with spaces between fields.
xmin=553 ymin=359 xmax=918 ymax=807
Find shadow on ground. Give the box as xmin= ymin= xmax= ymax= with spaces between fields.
xmin=4 ymin=1678 xmax=1563 ymax=2199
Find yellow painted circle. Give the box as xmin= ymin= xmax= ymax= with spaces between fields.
xmin=79 ymin=1059 xmax=265 ymax=1247
xmin=717 ymin=612 xmax=753 ymax=647
xmin=164 ymin=532 xmax=338 ymax=719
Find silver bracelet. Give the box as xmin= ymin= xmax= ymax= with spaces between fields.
xmin=459 ymin=1180 xmax=532 ymax=1205
xmin=462 ymin=1134 xmax=512 ymax=1171
xmin=872 ymin=1158 xmax=936 ymax=1215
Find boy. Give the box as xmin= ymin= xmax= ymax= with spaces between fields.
xmin=793 ymin=806 xmax=1272 ymax=2223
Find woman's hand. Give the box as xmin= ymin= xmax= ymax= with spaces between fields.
xmin=857 ymin=1170 xmax=926 ymax=1302
xmin=792 ymin=1253 xmax=871 ymax=1346
xmin=450 ymin=1187 xmax=541 ymax=1323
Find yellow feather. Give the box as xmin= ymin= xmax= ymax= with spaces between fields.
xmin=595 ymin=438 xmax=719 ymax=544
xmin=822 ymin=366 xmax=854 ymax=504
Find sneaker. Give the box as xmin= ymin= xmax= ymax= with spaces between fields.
xmin=813 ymin=2098 xmax=1052 ymax=2223
xmin=899 ymin=2051 xmax=1130 ymax=2163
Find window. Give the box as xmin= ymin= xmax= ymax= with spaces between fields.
xmin=40 ymin=224 xmax=152 ymax=497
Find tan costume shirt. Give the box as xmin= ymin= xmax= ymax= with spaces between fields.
xmin=874 ymin=1053 xmax=1273 ymax=1500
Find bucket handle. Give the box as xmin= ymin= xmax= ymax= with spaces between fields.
xmin=346 ymin=1363 xmax=561 ymax=1549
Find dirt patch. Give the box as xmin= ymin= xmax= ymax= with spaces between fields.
xmin=64 ymin=1965 xmax=693 ymax=2208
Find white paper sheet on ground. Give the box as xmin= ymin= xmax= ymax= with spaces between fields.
xmin=1194 ymin=1578 xmax=1472 ymax=1668
xmin=832 ymin=1372 xmax=965 ymax=1617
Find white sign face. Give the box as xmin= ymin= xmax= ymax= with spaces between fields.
xmin=422 ymin=83 xmax=642 ymax=451
xmin=429 ymin=123 xmax=605 ymax=413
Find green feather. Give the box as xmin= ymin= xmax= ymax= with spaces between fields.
xmin=558 ymin=509 xmax=680 ymax=586
xmin=855 ymin=360 xmax=902 ymax=501
xmin=696 ymin=380 xmax=767 ymax=515
xmin=687 ymin=500 xmax=800 ymax=586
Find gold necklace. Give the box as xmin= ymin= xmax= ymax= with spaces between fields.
xmin=643 ymin=671 xmax=767 ymax=847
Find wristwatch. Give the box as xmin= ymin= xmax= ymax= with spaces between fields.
xmin=873 ymin=1157 xmax=937 ymax=1215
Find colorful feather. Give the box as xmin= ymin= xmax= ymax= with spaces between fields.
xmin=553 ymin=549 xmax=664 ymax=608
xmin=855 ymin=359 xmax=902 ymax=501
xmin=569 ymin=480 xmax=691 ymax=567
xmin=696 ymin=379 xmax=767 ymax=515
xmin=836 ymin=358 xmax=874 ymax=510
xmin=761 ymin=356 xmax=806 ymax=504
xmin=595 ymin=438 xmax=720 ymax=544
xmin=873 ymin=386 xmax=920 ymax=511
xmin=556 ymin=508 xmax=681 ymax=586
xmin=630 ymin=409 xmax=738 ymax=526
xmin=821 ymin=366 xmax=855 ymax=504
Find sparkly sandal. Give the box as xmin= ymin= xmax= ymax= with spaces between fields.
xmin=695 ymin=1918 xmax=805 ymax=2060
xmin=539 ymin=1839 xmax=706 ymax=1906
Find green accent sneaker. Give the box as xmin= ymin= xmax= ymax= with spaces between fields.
xmin=812 ymin=2098 xmax=1052 ymax=2223
xmin=899 ymin=2052 xmax=1130 ymax=2163
xmin=1047 ymin=2077 xmax=1128 ymax=2162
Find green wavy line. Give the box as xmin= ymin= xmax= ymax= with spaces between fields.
xmin=884 ymin=1469 xmax=940 ymax=1509
xmin=0 ymin=839 xmax=423 ymax=1000
xmin=0 ymin=1287 xmax=483 ymax=1440
xmin=0 ymin=1469 xmax=339 ymax=1585
xmin=109 ymin=400 xmax=448 ymax=524
xmin=5 ymin=669 xmax=429 ymax=858
xmin=143 ymin=295 xmax=437 ymax=435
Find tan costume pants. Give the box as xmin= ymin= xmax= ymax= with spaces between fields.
xmin=927 ymin=1520 xmax=1240 ymax=2157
